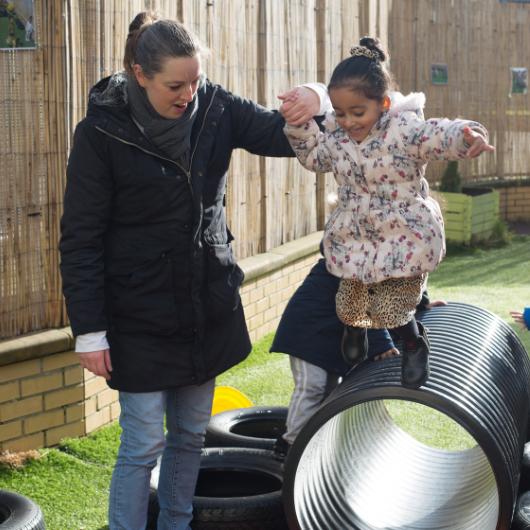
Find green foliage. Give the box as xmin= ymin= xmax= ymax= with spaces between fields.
xmin=439 ymin=160 xmax=462 ymax=193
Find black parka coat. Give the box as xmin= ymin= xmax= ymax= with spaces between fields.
xmin=60 ymin=75 xmax=294 ymax=392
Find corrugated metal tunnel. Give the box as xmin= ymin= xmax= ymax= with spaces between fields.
xmin=283 ymin=303 xmax=530 ymax=530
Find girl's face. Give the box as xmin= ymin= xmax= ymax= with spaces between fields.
xmin=133 ymin=55 xmax=202 ymax=119
xmin=329 ymin=87 xmax=389 ymax=143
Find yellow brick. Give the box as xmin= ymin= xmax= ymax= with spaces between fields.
xmin=269 ymin=270 xmax=282 ymax=282
xmin=0 ymin=396 xmax=42 ymax=422
xmin=256 ymin=276 xmax=269 ymax=288
xmin=240 ymin=282 xmax=254 ymax=295
xmin=0 ymin=381 xmax=20 ymax=403
xmin=240 ymin=290 xmax=251 ymax=306
xmin=243 ymin=302 xmax=257 ymax=319
xmin=21 ymin=372 xmax=63 ymax=397
xmin=41 ymin=351 xmax=79 ymax=372
xmin=248 ymin=313 xmax=264 ymax=331
xmin=249 ymin=286 xmax=264 ymax=303
xmin=256 ymin=297 xmax=269 ymax=314
xmin=46 ymin=421 xmax=85 ymax=446
xmin=264 ymin=306 xmax=278 ymax=323
xmin=2 ymin=432 xmax=44 ymax=452
xmin=97 ymin=388 xmax=118 ymax=410
xmin=85 ymin=376 xmax=108 ymax=398
xmin=278 ymin=276 xmax=290 ymax=290
xmin=65 ymin=403 xmax=84 ymax=423
xmin=269 ymin=291 xmax=282 ymax=309
xmin=44 ymin=385 xmax=84 ymax=410
xmin=24 ymin=409 xmax=65 ymax=434
xmin=110 ymin=401 xmax=121 ymax=421
xmin=86 ymin=407 xmax=111 ymax=433
xmin=0 ymin=420 xmax=22 ymax=442
xmin=0 ymin=360 xmax=40 ymax=384
xmin=85 ymin=396 xmax=97 ymax=416
xmin=64 ymin=366 xmax=83 ymax=386
xmin=281 ymin=287 xmax=295 ymax=302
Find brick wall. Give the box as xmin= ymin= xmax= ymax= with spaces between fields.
xmin=0 ymin=232 xmax=322 ymax=451
xmin=0 ymin=330 xmax=120 ymax=451
xmin=498 ymin=185 xmax=530 ymax=222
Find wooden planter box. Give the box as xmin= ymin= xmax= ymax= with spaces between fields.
xmin=440 ymin=187 xmax=500 ymax=244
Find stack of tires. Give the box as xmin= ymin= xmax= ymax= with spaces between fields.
xmin=147 ymin=406 xmax=289 ymax=530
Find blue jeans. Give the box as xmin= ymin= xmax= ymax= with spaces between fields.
xmin=108 ymin=379 xmax=215 ymax=530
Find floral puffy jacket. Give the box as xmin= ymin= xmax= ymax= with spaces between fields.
xmin=285 ymin=91 xmax=488 ymax=283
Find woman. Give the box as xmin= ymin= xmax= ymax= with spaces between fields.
xmin=59 ymin=12 xmax=324 ymax=530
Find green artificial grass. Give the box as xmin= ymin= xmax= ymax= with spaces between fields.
xmin=0 ymin=235 xmax=528 ymax=529
xmin=0 ymin=451 xmax=111 ymax=529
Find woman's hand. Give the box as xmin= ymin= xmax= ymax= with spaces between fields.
xmin=463 ymin=127 xmax=495 ymax=158
xmin=79 ymin=349 xmax=113 ymax=379
xmin=278 ymin=87 xmax=320 ymax=126
xmin=510 ymin=311 xmax=528 ymax=331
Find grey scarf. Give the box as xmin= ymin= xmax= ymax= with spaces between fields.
xmin=126 ymin=74 xmax=200 ymax=166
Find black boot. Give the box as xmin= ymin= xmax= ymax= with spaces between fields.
xmin=401 ymin=322 xmax=430 ymax=389
xmin=341 ymin=326 xmax=368 ymax=366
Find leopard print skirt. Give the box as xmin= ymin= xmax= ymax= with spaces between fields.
xmin=336 ymin=275 xmax=426 ymax=329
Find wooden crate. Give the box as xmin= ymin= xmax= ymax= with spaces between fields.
xmin=440 ymin=188 xmax=500 ymax=244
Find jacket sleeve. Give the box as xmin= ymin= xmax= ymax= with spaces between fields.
xmin=59 ymin=120 xmax=113 ymax=336
xmin=401 ymin=114 xmax=489 ymax=162
xmin=229 ymin=93 xmax=294 ymax=156
xmin=283 ymin=120 xmax=333 ymax=173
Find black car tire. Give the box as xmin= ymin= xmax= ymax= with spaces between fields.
xmin=205 ymin=406 xmax=287 ymax=450
xmin=0 ymin=489 xmax=45 ymax=530
xmin=148 ymin=447 xmax=287 ymax=530
xmin=512 ymin=490 xmax=530 ymax=529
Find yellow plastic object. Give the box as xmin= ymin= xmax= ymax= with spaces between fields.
xmin=211 ymin=386 xmax=253 ymax=416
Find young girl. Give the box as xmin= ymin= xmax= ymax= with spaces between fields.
xmin=279 ymin=37 xmax=494 ymax=389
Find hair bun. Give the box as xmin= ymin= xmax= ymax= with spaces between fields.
xmin=359 ymin=36 xmax=387 ymax=62
xmin=128 ymin=11 xmax=159 ymax=34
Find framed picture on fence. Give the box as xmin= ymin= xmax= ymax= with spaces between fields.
xmin=511 ymin=67 xmax=528 ymax=95
xmin=0 ymin=0 xmax=36 ymax=50
xmin=431 ymin=63 xmax=448 ymax=85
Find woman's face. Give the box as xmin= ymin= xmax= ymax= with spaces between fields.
xmin=133 ymin=55 xmax=202 ymax=119
xmin=329 ymin=87 xmax=388 ymax=143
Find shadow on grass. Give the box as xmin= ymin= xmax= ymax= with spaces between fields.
xmin=433 ymin=235 xmax=529 ymax=288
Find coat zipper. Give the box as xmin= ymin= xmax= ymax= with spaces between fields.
xmin=94 ymin=85 xmax=219 ymax=247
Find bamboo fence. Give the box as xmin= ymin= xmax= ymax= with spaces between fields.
xmin=0 ymin=0 xmax=529 ymax=339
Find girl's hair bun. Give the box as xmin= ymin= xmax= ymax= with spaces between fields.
xmin=359 ymin=36 xmax=387 ymax=62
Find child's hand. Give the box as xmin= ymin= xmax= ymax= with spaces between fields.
xmin=425 ymin=299 xmax=447 ymax=309
xmin=278 ymin=87 xmax=319 ymax=126
xmin=463 ymin=126 xmax=495 ymax=158
xmin=510 ymin=311 xmax=528 ymax=330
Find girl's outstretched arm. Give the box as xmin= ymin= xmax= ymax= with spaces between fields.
xmin=403 ymin=115 xmax=493 ymax=162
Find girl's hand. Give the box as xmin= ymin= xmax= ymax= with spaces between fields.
xmin=425 ymin=299 xmax=447 ymax=309
xmin=278 ymin=87 xmax=320 ymax=126
xmin=463 ymin=126 xmax=495 ymax=158
xmin=510 ymin=311 xmax=528 ymax=330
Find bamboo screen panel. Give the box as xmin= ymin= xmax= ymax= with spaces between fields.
xmin=389 ymin=0 xmax=530 ymax=185
xmin=0 ymin=1 xmax=67 ymax=339
xmin=1 ymin=0 xmax=529 ymax=339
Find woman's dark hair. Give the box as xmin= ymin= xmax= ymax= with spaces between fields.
xmin=123 ymin=11 xmax=205 ymax=77
xmin=328 ymin=37 xmax=395 ymax=101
